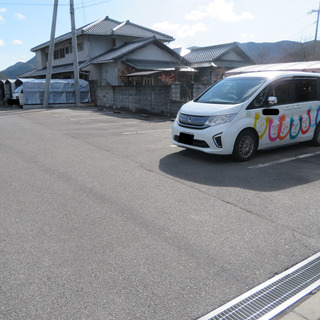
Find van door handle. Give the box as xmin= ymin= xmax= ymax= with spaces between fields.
xmin=284 ymin=106 xmax=292 ymax=110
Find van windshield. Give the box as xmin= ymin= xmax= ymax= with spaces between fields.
xmin=195 ymin=77 xmax=267 ymax=105
xmin=14 ymin=86 xmax=22 ymax=93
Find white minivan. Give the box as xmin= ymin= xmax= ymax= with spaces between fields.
xmin=11 ymin=85 xmax=24 ymax=106
xmin=172 ymin=71 xmax=320 ymax=161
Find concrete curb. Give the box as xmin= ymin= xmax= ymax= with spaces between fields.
xmin=275 ymin=288 xmax=320 ymax=320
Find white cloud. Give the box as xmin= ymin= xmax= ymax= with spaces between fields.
xmin=176 ymin=23 xmax=207 ymax=38
xmin=0 ymin=39 xmax=4 ymax=46
xmin=241 ymin=33 xmax=255 ymax=39
xmin=12 ymin=40 xmax=23 ymax=45
xmin=153 ymin=21 xmax=180 ymax=32
xmin=185 ymin=0 xmax=254 ymax=22
xmin=185 ymin=8 xmax=207 ymax=21
xmin=153 ymin=21 xmax=207 ymax=39
xmin=15 ymin=13 xmax=26 ymax=19
xmin=0 ymin=8 xmax=6 ymax=21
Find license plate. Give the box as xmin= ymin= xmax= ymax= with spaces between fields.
xmin=179 ymin=132 xmax=194 ymax=145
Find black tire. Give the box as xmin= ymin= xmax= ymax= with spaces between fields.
xmin=311 ymin=122 xmax=320 ymax=146
xmin=233 ymin=129 xmax=258 ymax=161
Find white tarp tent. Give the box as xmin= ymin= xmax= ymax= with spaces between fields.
xmin=5 ymin=79 xmax=17 ymax=100
xmin=17 ymin=78 xmax=90 ymax=105
xmin=0 ymin=80 xmax=5 ymax=105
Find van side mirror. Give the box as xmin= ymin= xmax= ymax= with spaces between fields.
xmin=268 ymin=96 xmax=277 ymax=106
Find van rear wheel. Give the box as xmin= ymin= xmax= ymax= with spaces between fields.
xmin=311 ymin=122 xmax=320 ymax=146
xmin=233 ymin=130 xmax=257 ymax=161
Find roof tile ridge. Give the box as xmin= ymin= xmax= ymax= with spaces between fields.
xmin=112 ymin=20 xmax=129 ymax=32
xmin=191 ymin=42 xmax=237 ymax=51
xmin=82 ymin=16 xmax=108 ymax=32
xmin=123 ymin=20 xmax=174 ymax=40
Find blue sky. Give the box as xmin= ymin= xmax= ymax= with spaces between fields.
xmin=0 ymin=0 xmax=320 ymax=70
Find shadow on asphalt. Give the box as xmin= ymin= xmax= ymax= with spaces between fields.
xmin=159 ymin=143 xmax=320 ymax=192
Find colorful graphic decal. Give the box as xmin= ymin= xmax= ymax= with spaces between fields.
xmin=253 ymin=105 xmax=320 ymax=142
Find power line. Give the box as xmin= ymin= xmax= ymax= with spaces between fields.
xmin=0 ymin=0 xmax=108 ymax=8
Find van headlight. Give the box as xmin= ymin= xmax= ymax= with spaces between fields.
xmin=205 ymin=113 xmax=237 ymax=126
xmin=175 ymin=110 xmax=180 ymax=122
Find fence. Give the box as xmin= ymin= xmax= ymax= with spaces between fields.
xmin=92 ymin=82 xmax=210 ymax=117
xmin=90 ymin=82 xmax=208 ymax=117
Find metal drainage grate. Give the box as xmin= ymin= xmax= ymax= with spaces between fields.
xmin=198 ymin=252 xmax=320 ymax=320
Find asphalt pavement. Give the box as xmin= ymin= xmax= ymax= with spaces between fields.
xmin=1 ymin=106 xmax=320 ymax=319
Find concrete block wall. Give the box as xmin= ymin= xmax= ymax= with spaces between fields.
xmin=93 ymin=83 xmax=211 ymax=117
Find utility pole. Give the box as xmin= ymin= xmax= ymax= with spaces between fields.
xmin=70 ymin=0 xmax=81 ymax=107
xmin=43 ymin=0 xmax=58 ymax=108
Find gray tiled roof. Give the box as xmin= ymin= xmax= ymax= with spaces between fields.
xmin=83 ymin=17 xmax=173 ymax=41
xmin=32 ymin=16 xmax=174 ymax=51
xmin=125 ymin=59 xmax=180 ymax=70
xmin=184 ymin=42 xmax=237 ymax=63
xmin=19 ymin=62 xmax=86 ymax=78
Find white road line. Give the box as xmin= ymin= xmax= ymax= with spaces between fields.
xmin=74 ymin=121 xmax=138 ymax=127
xmin=70 ymin=116 xmax=110 ymax=120
xmin=95 ymin=121 xmax=138 ymax=126
xmin=248 ymin=151 xmax=320 ymax=169
xmin=52 ymin=112 xmax=97 ymax=116
xmin=122 ymin=129 xmax=171 ymax=135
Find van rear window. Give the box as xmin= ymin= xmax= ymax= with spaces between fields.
xmin=196 ymin=77 xmax=267 ymax=105
xmin=294 ymin=78 xmax=319 ymax=102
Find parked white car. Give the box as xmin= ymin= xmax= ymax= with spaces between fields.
xmin=172 ymin=71 xmax=320 ymax=161
xmin=12 ymin=85 xmax=24 ymax=106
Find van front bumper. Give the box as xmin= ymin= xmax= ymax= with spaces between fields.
xmin=171 ymin=120 xmax=235 ymax=155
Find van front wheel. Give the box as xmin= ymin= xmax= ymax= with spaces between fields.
xmin=233 ymin=130 xmax=257 ymax=161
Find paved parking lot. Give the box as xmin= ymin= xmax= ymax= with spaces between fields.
xmin=1 ymin=107 xmax=319 ymax=319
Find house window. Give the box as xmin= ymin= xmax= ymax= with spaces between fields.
xmin=65 ymin=46 xmax=72 ymax=54
xmin=143 ymin=77 xmax=153 ymax=86
xmin=77 ymin=42 xmax=84 ymax=52
xmin=54 ymin=48 xmax=65 ymax=60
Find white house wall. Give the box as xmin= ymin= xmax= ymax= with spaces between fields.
xmin=86 ymin=36 xmax=113 ymax=58
xmin=126 ymin=43 xmax=178 ymax=61
xmin=34 ymin=35 xmax=107 ymax=69
xmin=97 ymin=62 xmax=118 ymax=86
xmin=221 ymin=50 xmax=244 ymax=61
xmin=36 ymin=51 xmax=45 ymax=69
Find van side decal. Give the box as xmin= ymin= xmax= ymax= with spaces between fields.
xmin=254 ymin=113 xmax=270 ymax=139
xmin=300 ymin=108 xmax=311 ymax=135
xmin=289 ymin=116 xmax=302 ymax=140
xmin=254 ymin=105 xmax=320 ymax=142
xmin=278 ymin=115 xmax=290 ymax=141
xmin=268 ymin=118 xmax=279 ymax=142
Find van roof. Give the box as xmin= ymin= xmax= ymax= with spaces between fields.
xmin=226 ymin=71 xmax=320 ymax=80
xmin=225 ymin=61 xmax=320 ymax=76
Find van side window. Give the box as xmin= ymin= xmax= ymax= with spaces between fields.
xmin=270 ymin=79 xmax=293 ymax=105
xmin=247 ymin=79 xmax=293 ymax=109
xmin=248 ymin=86 xmax=269 ymax=109
xmin=294 ymin=78 xmax=318 ymax=102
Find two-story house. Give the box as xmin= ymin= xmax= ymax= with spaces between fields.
xmin=21 ymin=16 xmax=191 ymax=86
